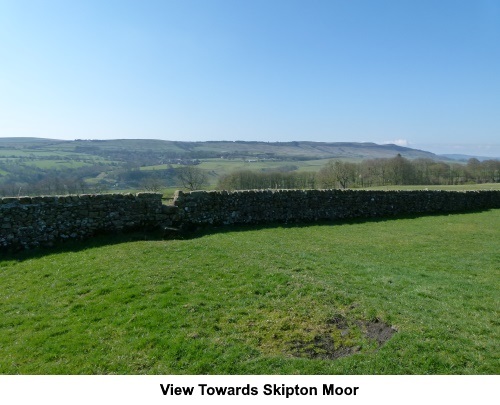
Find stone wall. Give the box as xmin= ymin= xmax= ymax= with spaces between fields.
xmin=0 ymin=193 xmax=170 ymax=251
xmin=1 ymin=189 xmax=499 ymax=252
xmin=173 ymin=189 xmax=500 ymax=227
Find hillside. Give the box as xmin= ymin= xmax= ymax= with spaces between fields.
xmin=439 ymin=154 xmax=499 ymax=162
xmin=5 ymin=137 xmax=492 ymax=196
xmin=0 ymin=138 xmax=441 ymax=160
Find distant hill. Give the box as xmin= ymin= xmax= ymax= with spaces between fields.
xmin=1 ymin=137 xmax=497 ymax=196
xmin=188 ymin=140 xmax=441 ymax=160
xmin=0 ymin=137 xmax=64 ymax=146
xmin=439 ymin=154 xmax=499 ymax=162
xmin=0 ymin=137 xmax=443 ymax=161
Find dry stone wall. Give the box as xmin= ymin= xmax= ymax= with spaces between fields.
xmin=0 ymin=193 xmax=170 ymax=251
xmin=173 ymin=189 xmax=500 ymax=227
xmin=1 ymin=189 xmax=499 ymax=252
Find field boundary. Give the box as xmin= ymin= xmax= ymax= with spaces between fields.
xmin=1 ymin=189 xmax=500 ymax=251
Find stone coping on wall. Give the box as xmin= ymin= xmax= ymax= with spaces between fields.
xmin=0 ymin=192 xmax=161 ymax=204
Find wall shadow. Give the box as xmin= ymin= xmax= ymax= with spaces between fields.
xmin=178 ymin=208 xmax=496 ymax=241
xmin=0 ymin=229 xmax=165 ymax=262
xmin=2 ymin=208 xmax=496 ymax=262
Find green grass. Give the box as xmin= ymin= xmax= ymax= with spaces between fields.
xmin=0 ymin=149 xmax=84 ymax=158
xmin=363 ymin=183 xmax=500 ymax=191
xmin=19 ymin=160 xmax=92 ymax=169
xmin=1 ymin=210 xmax=499 ymax=374
xmin=0 ymin=148 xmax=116 ymax=166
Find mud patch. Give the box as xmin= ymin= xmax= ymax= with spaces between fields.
xmin=290 ymin=316 xmax=396 ymax=360
xmin=290 ymin=333 xmax=362 ymax=360
xmin=361 ymin=318 xmax=396 ymax=345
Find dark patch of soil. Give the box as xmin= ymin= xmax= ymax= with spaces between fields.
xmin=360 ymin=318 xmax=397 ymax=345
xmin=327 ymin=315 xmax=349 ymax=330
xmin=289 ymin=317 xmax=396 ymax=361
xmin=290 ymin=334 xmax=361 ymax=360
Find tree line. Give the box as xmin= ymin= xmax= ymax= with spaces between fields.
xmin=216 ymin=155 xmax=500 ymax=190
xmin=1 ymin=154 xmax=498 ymax=196
xmin=0 ymin=163 xmax=211 ymax=196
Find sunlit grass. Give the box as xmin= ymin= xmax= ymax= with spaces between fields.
xmin=1 ymin=210 xmax=498 ymax=374
xmin=363 ymin=183 xmax=500 ymax=191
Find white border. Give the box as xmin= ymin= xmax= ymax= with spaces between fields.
xmin=1 ymin=375 xmax=498 ymax=405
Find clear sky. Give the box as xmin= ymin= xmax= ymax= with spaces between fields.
xmin=1 ymin=0 xmax=499 ymax=156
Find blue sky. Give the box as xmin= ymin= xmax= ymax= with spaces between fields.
xmin=1 ymin=0 xmax=499 ymax=156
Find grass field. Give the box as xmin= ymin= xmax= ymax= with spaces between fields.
xmin=364 ymin=184 xmax=500 ymax=191
xmin=0 ymin=148 xmax=116 ymax=172
xmin=1 ymin=210 xmax=499 ymax=374
xmin=139 ymin=158 xmax=332 ymax=188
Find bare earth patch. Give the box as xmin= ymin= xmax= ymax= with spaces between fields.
xmin=363 ymin=318 xmax=397 ymax=345
xmin=290 ymin=316 xmax=396 ymax=360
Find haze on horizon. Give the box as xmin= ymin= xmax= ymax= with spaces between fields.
xmin=0 ymin=0 xmax=499 ymax=157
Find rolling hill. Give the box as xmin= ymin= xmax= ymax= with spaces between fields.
xmin=7 ymin=137 xmax=491 ymax=196
xmin=0 ymin=137 xmax=442 ymax=160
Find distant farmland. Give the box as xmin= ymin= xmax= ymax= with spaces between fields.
xmin=0 ymin=138 xmax=498 ymax=195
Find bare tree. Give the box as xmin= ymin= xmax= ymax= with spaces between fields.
xmin=317 ymin=160 xmax=337 ymax=189
xmin=176 ymin=166 xmax=208 ymax=190
xmin=317 ymin=160 xmax=356 ymax=189
xmin=142 ymin=176 xmax=163 ymax=192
